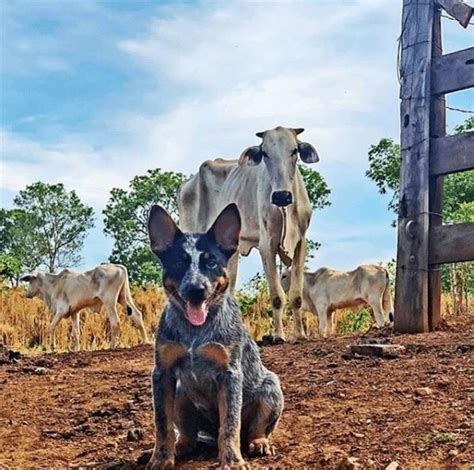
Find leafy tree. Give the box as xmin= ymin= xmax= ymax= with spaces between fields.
xmin=1 ymin=183 xmax=94 ymax=273
xmin=298 ymin=164 xmax=331 ymax=211
xmin=0 ymin=253 xmax=22 ymax=285
xmin=366 ymin=117 xmax=474 ymax=222
xmin=103 ymin=168 xmax=187 ymax=285
xmin=298 ymin=164 xmax=331 ymax=266
xmin=0 ymin=209 xmax=40 ymax=278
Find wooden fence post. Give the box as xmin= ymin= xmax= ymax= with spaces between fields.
xmin=394 ymin=0 xmax=434 ymax=333
xmin=428 ymin=5 xmax=445 ymax=330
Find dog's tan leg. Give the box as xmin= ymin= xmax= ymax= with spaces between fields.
xmin=147 ymin=372 xmax=177 ymax=469
xmin=217 ymin=383 xmax=249 ymax=469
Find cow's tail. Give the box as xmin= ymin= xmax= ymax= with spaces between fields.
xmin=119 ymin=266 xmax=139 ymax=316
xmin=382 ymin=269 xmax=394 ymax=322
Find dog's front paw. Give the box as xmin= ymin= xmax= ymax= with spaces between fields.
xmin=248 ymin=437 xmax=275 ymax=456
xmin=219 ymin=460 xmax=251 ymax=470
xmin=146 ymin=452 xmax=175 ymax=470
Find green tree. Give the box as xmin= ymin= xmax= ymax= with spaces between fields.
xmin=1 ymin=183 xmax=94 ymax=274
xmin=298 ymin=164 xmax=331 ymax=211
xmin=103 ymin=168 xmax=187 ymax=285
xmin=0 ymin=253 xmax=22 ymax=285
xmin=298 ymin=163 xmax=331 ymax=266
xmin=0 ymin=208 xmax=40 ymax=279
xmin=366 ymin=117 xmax=474 ymax=222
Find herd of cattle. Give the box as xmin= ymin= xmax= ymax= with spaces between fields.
xmin=19 ymin=126 xmax=393 ymax=350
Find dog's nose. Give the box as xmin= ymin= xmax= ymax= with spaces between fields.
xmin=271 ymin=191 xmax=293 ymax=207
xmin=182 ymin=283 xmax=207 ymax=302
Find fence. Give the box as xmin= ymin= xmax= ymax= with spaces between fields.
xmin=394 ymin=0 xmax=474 ymax=332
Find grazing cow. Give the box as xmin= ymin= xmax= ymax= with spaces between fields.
xmin=20 ymin=264 xmax=148 ymax=350
xmin=281 ymin=264 xmax=394 ymax=337
xmin=179 ymin=126 xmax=319 ymax=341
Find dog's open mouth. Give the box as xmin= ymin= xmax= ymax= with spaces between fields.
xmin=185 ymin=301 xmax=208 ymax=326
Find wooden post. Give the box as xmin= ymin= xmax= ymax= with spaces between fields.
xmin=428 ymin=5 xmax=445 ymax=330
xmin=394 ymin=0 xmax=434 ymax=333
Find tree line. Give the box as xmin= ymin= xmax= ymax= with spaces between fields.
xmin=1 ymin=118 xmax=472 ymax=299
xmin=0 ymin=165 xmax=330 ymax=285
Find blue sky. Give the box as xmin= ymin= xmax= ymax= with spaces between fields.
xmin=1 ymin=0 xmax=473 ymax=286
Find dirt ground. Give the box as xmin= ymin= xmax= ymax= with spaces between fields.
xmin=1 ymin=315 xmax=473 ymax=470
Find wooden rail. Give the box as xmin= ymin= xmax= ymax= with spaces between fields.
xmin=431 ymin=47 xmax=474 ymax=95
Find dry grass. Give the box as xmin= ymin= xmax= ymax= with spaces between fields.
xmin=0 ymin=285 xmax=471 ymax=353
xmin=0 ymin=286 xmax=165 ymax=352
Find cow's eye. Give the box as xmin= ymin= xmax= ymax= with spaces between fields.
xmin=291 ymin=148 xmax=298 ymax=157
xmin=261 ymin=150 xmax=268 ymax=159
xmin=206 ymin=260 xmax=218 ymax=269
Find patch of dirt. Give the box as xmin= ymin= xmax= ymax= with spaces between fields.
xmin=1 ymin=314 xmax=473 ymax=469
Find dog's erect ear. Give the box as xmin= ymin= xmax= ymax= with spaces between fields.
xmin=239 ymin=145 xmax=262 ymax=166
xmin=298 ymin=142 xmax=319 ymax=164
xmin=148 ymin=205 xmax=182 ymax=255
xmin=20 ymin=274 xmax=35 ymax=283
xmin=207 ymin=204 xmax=241 ymax=256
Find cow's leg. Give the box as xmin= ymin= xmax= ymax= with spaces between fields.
xmin=260 ymin=247 xmax=286 ymax=341
xmin=369 ymin=296 xmax=386 ymax=328
xmin=326 ymin=310 xmax=335 ymax=336
xmin=118 ymin=280 xmax=149 ymax=343
xmin=49 ymin=311 xmax=64 ymax=351
xmin=288 ymin=240 xmax=307 ymax=340
xmin=329 ymin=310 xmax=337 ymax=335
xmin=129 ymin=309 xmax=148 ymax=343
xmin=105 ymin=304 xmax=120 ymax=348
xmin=315 ymin=301 xmax=329 ymax=337
xmin=70 ymin=312 xmax=81 ymax=352
xmin=228 ymin=252 xmax=239 ymax=292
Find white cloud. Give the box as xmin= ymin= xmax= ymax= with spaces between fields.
xmin=2 ymin=0 xmax=405 ymax=278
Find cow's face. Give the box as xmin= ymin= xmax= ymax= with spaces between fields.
xmin=148 ymin=204 xmax=241 ymax=327
xmin=240 ymin=126 xmax=319 ymax=207
xmin=20 ymin=273 xmax=42 ymax=298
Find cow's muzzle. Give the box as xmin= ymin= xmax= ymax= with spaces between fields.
xmin=271 ymin=191 xmax=293 ymax=207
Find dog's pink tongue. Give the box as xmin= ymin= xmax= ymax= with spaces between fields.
xmin=186 ymin=301 xmax=208 ymax=326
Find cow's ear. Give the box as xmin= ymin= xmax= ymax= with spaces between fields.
xmin=20 ymin=274 xmax=35 ymax=283
xmin=298 ymin=142 xmax=319 ymax=164
xmin=148 ymin=205 xmax=182 ymax=255
xmin=292 ymin=128 xmax=305 ymax=135
xmin=238 ymin=146 xmax=262 ymax=166
xmin=207 ymin=204 xmax=241 ymax=257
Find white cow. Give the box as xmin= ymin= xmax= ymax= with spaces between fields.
xmin=179 ymin=127 xmax=320 ymax=341
xmin=281 ymin=264 xmax=394 ymax=337
xmin=20 ymin=264 xmax=148 ymax=350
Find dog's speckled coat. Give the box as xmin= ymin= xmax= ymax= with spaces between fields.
xmin=147 ymin=204 xmax=283 ymax=469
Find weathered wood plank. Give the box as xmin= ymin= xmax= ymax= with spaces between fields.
xmin=431 ymin=47 xmax=474 ymax=95
xmin=430 ymin=131 xmax=474 ymax=175
xmin=428 ymin=8 xmax=445 ymax=331
xmin=394 ymin=0 xmax=434 ymax=334
xmin=436 ymin=0 xmax=473 ymax=27
xmin=430 ymin=223 xmax=474 ymax=264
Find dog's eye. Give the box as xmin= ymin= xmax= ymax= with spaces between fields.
xmin=206 ymin=260 xmax=218 ymax=269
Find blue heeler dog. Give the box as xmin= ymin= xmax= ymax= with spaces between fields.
xmin=147 ymin=203 xmax=284 ymax=469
